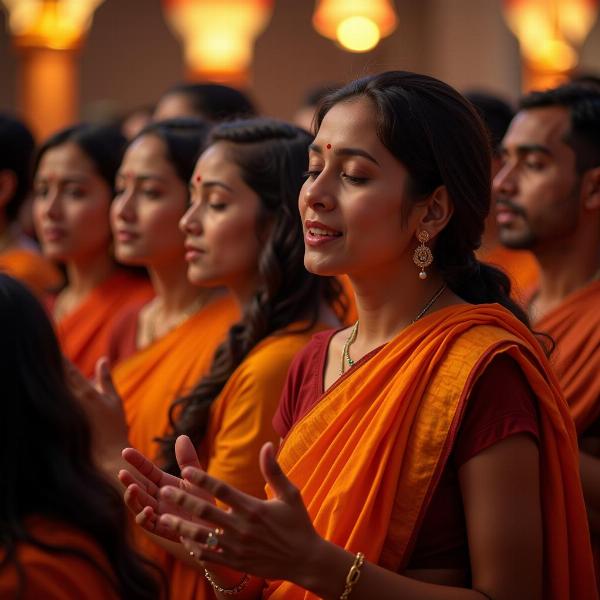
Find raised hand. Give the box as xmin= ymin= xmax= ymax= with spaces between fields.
xmin=157 ymin=441 xmax=322 ymax=584
xmin=65 ymin=356 xmax=128 ymax=465
xmin=119 ymin=435 xmax=215 ymax=542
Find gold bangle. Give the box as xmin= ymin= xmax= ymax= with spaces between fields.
xmin=340 ymin=551 xmax=365 ymax=599
xmin=204 ymin=569 xmax=249 ymax=595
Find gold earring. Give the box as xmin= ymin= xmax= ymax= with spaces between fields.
xmin=413 ymin=231 xmax=433 ymax=279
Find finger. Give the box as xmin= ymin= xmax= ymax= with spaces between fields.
xmin=259 ymin=442 xmax=301 ymax=504
xmin=175 ymin=435 xmax=203 ymax=471
xmin=180 ymin=467 xmax=254 ymax=513
xmin=160 ymin=485 xmax=235 ymax=530
xmin=118 ymin=466 xmax=159 ymax=498
xmin=122 ymin=480 xmax=159 ymax=512
xmin=95 ymin=357 xmax=118 ymax=397
xmin=160 ymin=514 xmax=214 ymax=545
xmin=122 ymin=447 xmax=181 ymax=489
xmin=179 ymin=533 xmax=234 ymax=569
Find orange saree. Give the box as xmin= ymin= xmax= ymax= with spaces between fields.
xmin=0 ymin=248 xmax=63 ymax=298
xmin=113 ymin=295 xmax=239 ymax=461
xmin=265 ymin=304 xmax=596 ymax=600
xmin=52 ymin=271 xmax=153 ymax=378
xmin=0 ymin=517 xmax=118 ymax=599
xmin=168 ymin=323 xmax=326 ymax=600
xmin=533 ymin=279 xmax=600 ymax=435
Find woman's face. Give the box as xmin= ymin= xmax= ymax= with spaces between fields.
xmin=180 ymin=142 xmax=263 ymax=293
xmin=299 ymin=97 xmax=421 ymax=278
xmin=33 ymin=142 xmax=113 ymax=263
xmin=111 ymin=134 xmax=189 ymax=268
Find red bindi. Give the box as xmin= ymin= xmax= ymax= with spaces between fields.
xmin=196 ymin=175 xmax=202 ymax=182
xmin=326 ymin=144 xmax=332 ymax=150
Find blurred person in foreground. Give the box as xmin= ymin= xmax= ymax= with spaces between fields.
xmin=0 ymin=274 xmax=163 ymax=600
xmin=494 ymin=81 xmax=600 ymax=589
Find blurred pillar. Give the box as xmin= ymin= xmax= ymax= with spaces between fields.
xmin=1 ymin=0 xmax=104 ymax=139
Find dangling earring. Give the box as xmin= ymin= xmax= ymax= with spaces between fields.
xmin=413 ymin=231 xmax=433 ymax=280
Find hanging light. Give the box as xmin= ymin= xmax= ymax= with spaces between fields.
xmin=502 ymin=0 xmax=599 ymax=77
xmin=313 ymin=0 xmax=397 ymax=53
xmin=162 ymin=0 xmax=273 ymax=83
xmin=0 ymin=0 xmax=104 ymax=49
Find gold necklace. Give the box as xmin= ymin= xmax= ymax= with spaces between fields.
xmin=340 ymin=283 xmax=447 ymax=375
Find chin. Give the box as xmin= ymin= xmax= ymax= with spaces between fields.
xmin=498 ymin=230 xmax=536 ymax=251
xmin=304 ymin=256 xmax=344 ymax=277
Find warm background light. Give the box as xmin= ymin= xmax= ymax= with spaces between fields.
xmin=1 ymin=0 xmax=103 ymax=49
xmin=313 ymin=0 xmax=397 ymax=53
xmin=162 ymin=0 xmax=273 ymax=84
xmin=502 ymin=0 xmax=599 ymax=89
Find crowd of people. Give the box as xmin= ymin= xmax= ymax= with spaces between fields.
xmin=1 ymin=71 xmax=599 ymax=600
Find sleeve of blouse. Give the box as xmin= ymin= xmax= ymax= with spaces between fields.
xmin=453 ymin=353 xmax=540 ymax=469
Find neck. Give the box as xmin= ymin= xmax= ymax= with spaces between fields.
xmin=65 ymin=252 xmax=115 ymax=297
xmin=229 ymin=275 xmax=260 ymax=314
xmin=533 ymin=228 xmax=600 ymax=307
xmin=349 ymin=263 xmax=453 ymax=348
xmin=148 ymin=259 xmax=213 ymax=316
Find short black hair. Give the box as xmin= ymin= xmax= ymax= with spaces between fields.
xmin=520 ymin=82 xmax=600 ymax=173
xmin=0 ymin=115 xmax=35 ymax=222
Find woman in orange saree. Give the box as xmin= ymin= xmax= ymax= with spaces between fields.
xmin=123 ymin=73 xmax=595 ymax=600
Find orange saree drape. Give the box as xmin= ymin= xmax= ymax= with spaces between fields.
xmin=265 ymin=304 xmax=596 ymax=600
xmin=0 ymin=248 xmax=63 ymax=298
xmin=52 ymin=271 xmax=153 ymax=378
xmin=168 ymin=324 xmax=326 ymax=600
xmin=113 ymin=294 xmax=238 ymax=460
xmin=0 ymin=517 xmax=119 ymax=599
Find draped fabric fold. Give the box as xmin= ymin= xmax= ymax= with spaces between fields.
xmin=265 ymin=304 xmax=596 ymax=600
xmin=51 ymin=271 xmax=153 ymax=378
xmin=0 ymin=248 xmax=63 ymax=298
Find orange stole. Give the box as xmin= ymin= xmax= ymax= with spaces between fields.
xmin=53 ymin=271 xmax=153 ymax=378
xmin=0 ymin=248 xmax=63 ymax=297
xmin=266 ymin=305 xmax=596 ymax=600
xmin=478 ymin=245 xmax=539 ymax=302
xmin=169 ymin=324 xmax=325 ymax=600
xmin=534 ymin=280 xmax=600 ymax=435
xmin=113 ymin=295 xmax=239 ymax=460
xmin=0 ymin=517 xmax=118 ymax=599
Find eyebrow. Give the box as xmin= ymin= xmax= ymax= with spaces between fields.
xmin=501 ymin=144 xmax=553 ymax=157
xmin=309 ymin=143 xmax=380 ymax=166
xmin=201 ymin=180 xmax=234 ymax=193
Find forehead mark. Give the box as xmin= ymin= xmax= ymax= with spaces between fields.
xmin=326 ymin=144 xmax=332 ymax=150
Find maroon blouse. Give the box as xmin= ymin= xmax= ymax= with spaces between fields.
xmin=274 ymin=329 xmax=539 ymax=571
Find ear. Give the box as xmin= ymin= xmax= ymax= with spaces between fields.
xmin=0 ymin=170 xmax=18 ymax=210
xmin=417 ymin=185 xmax=454 ymax=238
xmin=582 ymin=166 xmax=600 ymax=211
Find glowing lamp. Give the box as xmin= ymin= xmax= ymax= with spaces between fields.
xmin=502 ymin=0 xmax=599 ymax=87
xmin=0 ymin=0 xmax=104 ymax=50
xmin=162 ymin=0 xmax=273 ymax=83
xmin=313 ymin=0 xmax=397 ymax=53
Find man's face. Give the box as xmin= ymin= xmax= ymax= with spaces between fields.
xmin=493 ymin=106 xmax=581 ymax=251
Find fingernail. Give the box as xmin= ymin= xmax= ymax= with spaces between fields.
xmin=162 ymin=487 xmax=176 ymax=500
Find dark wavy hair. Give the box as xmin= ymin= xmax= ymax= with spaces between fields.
xmin=159 ymin=118 xmax=345 ymax=474
xmin=0 ymin=115 xmax=35 ymax=222
xmin=315 ymin=71 xmax=529 ymax=325
xmin=131 ymin=117 xmax=212 ymax=184
xmin=35 ymin=123 xmax=127 ymax=194
xmin=0 ymin=275 xmax=163 ymax=599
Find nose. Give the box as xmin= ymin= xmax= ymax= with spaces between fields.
xmin=45 ymin=188 xmax=62 ymax=220
xmin=492 ymin=161 xmax=517 ymax=198
xmin=113 ymin=187 xmax=136 ymax=223
xmin=180 ymin=200 xmax=203 ymax=235
xmin=301 ymin=175 xmax=336 ymax=213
